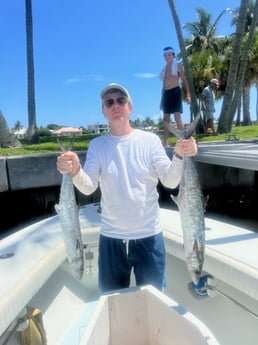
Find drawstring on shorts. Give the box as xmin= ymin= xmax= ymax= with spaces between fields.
xmin=123 ymin=240 xmax=129 ymax=256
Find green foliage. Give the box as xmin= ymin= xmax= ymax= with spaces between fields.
xmin=39 ymin=127 xmax=52 ymax=137
xmin=1 ymin=126 xmax=258 ymax=156
xmin=47 ymin=124 xmax=60 ymax=130
xmin=189 ymin=51 xmax=222 ymax=97
xmin=0 ymin=134 xmax=101 ymax=156
xmin=167 ymin=124 xmax=258 ymax=145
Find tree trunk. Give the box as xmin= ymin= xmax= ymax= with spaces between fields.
xmin=229 ymin=0 xmax=258 ymax=128
xmin=256 ymin=83 xmax=258 ymax=122
xmin=243 ymin=86 xmax=252 ymax=125
xmin=167 ymin=0 xmax=203 ymax=132
xmin=25 ymin=0 xmax=39 ymax=144
xmin=217 ymin=0 xmax=249 ymax=133
xmin=0 ymin=111 xmax=22 ymax=148
xmin=236 ymin=97 xmax=241 ymax=126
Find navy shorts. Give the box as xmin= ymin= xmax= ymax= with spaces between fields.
xmin=162 ymin=86 xmax=183 ymax=114
xmin=98 ymin=232 xmax=166 ymax=292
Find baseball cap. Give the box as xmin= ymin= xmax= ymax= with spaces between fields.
xmin=210 ymin=78 xmax=219 ymax=86
xmin=100 ymin=83 xmax=131 ymax=99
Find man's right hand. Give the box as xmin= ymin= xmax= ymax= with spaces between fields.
xmin=57 ymin=151 xmax=80 ymax=177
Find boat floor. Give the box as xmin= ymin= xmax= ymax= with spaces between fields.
xmin=1 ymin=203 xmax=258 ymax=344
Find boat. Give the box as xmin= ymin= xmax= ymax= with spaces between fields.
xmin=0 ymin=202 xmax=258 ymax=345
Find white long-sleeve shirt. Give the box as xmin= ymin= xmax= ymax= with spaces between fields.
xmin=73 ymin=129 xmax=182 ymax=240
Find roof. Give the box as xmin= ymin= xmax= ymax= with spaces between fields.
xmin=52 ymin=127 xmax=82 ymax=136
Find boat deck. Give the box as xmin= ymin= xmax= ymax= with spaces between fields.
xmin=161 ymin=207 xmax=258 ymax=301
xmin=1 ymin=203 xmax=258 ymax=344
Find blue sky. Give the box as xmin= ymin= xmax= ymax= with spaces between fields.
xmin=1 ymin=0 xmax=254 ymax=129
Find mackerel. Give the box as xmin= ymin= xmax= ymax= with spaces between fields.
xmin=55 ymin=138 xmax=84 ymax=280
xmin=169 ymin=115 xmax=205 ymax=285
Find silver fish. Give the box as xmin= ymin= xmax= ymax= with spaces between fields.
xmin=169 ymin=115 xmax=205 ymax=285
xmin=55 ymin=139 xmax=84 ymax=280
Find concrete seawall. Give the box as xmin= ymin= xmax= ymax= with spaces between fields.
xmin=0 ymin=151 xmax=87 ymax=192
xmin=1 ymin=144 xmax=257 ymax=193
xmin=0 ymin=151 xmax=102 ymax=231
xmin=0 ymin=147 xmax=257 ymax=231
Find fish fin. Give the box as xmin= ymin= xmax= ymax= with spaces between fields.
xmin=187 ymin=275 xmax=209 ymax=298
xmin=193 ymin=238 xmax=198 ymax=251
xmin=167 ymin=113 xmax=201 ymax=139
xmin=203 ymin=195 xmax=209 ymax=212
xmin=170 ymin=194 xmax=178 ymax=207
xmin=54 ymin=204 xmax=60 ymax=215
xmin=56 ymin=135 xmax=75 ymax=152
xmin=185 ymin=113 xmax=201 ymax=138
xmin=167 ymin=125 xmax=184 ymax=140
xmin=169 ymin=126 xmax=184 ymax=140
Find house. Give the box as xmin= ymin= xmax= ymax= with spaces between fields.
xmin=13 ymin=128 xmax=27 ymax=139
xmin=87 ymin=123 xmax=109 ymax=134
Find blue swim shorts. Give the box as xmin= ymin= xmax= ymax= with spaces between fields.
xmin=98 ymin=232 xmax=166 ymax=293
xmin=162 ymin=86 xmax=183 ymax=114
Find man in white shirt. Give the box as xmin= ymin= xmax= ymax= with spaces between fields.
xmin=57 ymin=83 xmax=197 ymax=292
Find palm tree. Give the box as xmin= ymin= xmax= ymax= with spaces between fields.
xmin=167 ymin=0 xmax=200 ymax=130
xmin=189 ymin=51 xmax=223 ymax=99
xmin=25 ymin=0 xmax=39 ymax=143
xmin=14 ymin=121 xmax=23 ymax=132
xmin=248 ymin=33 xmax=258 ymax=122
xmin=232 ymin=0 xmax=258 ymax=126
xmin=233 ymin=0 xmax=258 ymax=126
xmin=181 ymin=6 xmax=235 ymax=130
xmin=217 ymin=0 xmax=250 ymax=133
xmin=183 ymin=8 xmax=234 ymax=55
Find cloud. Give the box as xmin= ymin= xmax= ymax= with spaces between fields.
xmin=86 ymin=74 xmax=105 ymax=81
xmin=64 ymin=74 xmax=104 ymax=85
xmin=64 ymin=78 xmax=84 ymax=85
xmin=134 ymin=73 xmax=158 ymax=79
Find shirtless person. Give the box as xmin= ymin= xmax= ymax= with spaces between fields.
xmin=160 ymin=46 xmax=191 ymax=146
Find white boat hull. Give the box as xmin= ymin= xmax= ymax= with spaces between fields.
xmin=0 ymin=203 xmax=258 ymax=345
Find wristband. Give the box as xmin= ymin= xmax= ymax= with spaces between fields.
xmin=173 ymin=152 xmax=183 ymax=160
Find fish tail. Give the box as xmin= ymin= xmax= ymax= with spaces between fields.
xmin=168 ymin=113 xmax=201 ymax=139
xmin=185 ymin=113 xmax=201 ymax=138
xmin=187 ymin=275 xmax=209 ymax=298
xmin=56 ymin=135 xmax=75 ymax=152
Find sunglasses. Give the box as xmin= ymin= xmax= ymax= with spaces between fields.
xmin=104 ymin=97 xmax=128 ymax=108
